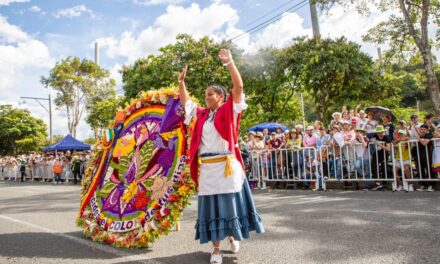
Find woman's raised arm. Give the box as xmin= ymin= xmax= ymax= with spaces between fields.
xmin=178 ymin=65 xmax=190 ymax=106
xmin=218 ymin=49 xmax=243 ymax=103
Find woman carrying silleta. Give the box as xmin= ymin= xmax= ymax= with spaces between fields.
xmin=178 ymin=49 xmax=265 ymax=264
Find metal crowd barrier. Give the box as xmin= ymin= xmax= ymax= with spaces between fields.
xmin=1 ymin=163 xmax=78 ymax=183
xmin=394 ymin=138 xmax=440 ymax=191
xmin=246 ymin=138 xmax=440 ymax=191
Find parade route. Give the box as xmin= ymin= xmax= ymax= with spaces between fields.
xmin=0 ymin=181 xmax=439 ymax=264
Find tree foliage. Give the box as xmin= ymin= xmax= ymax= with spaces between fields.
xmin=241 ymin=48 xmax=302 ymax=126
xmin=283 ymin=37 xmax=397 ymax=123
xmin=122 ymin=34 xmax=238 ymax=103
xmin=0 ymin=105 xmax=48 ymax=155
xmin=316 ymin=0 xmax=440 ymax=114
xmin=85 ymin=88 xmax=124 ymax=138
xmin=41 ymin=56 xmax=115 ymax=138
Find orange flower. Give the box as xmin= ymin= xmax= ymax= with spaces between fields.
xmin=161 ymin=219 xmax=170 ymax=228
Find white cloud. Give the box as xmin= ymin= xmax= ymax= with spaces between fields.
xmin=318 ymin=4 xmax=393 ymax=58
xmin=0 ymin=16 xmax=29 ymax=42
xmin=29 ymin=5 xmax=42 ymax=13
xmin=0 ymin=16 xmax=60 ymax=139
xmin=54 ymin=5 xmax=95 ymax=19
xmin=133 ymin=0 xmax=185 ymax=6
xmin=96 ymin=2 xmax=238 ymax=62
xmin=0 ymin=0 xmax=29 ymax=5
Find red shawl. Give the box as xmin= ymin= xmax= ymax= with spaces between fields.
xmin=188 ymin=95 xmax=245 ymax=189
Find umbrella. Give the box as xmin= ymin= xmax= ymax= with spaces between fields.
xmin=365 ymin=106 xmax=396 ymax=122
xmin=247 ymin=122 xmax=288 ymax=133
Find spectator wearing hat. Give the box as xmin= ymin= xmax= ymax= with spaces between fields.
xmin=341 ymin=120 xmax=356 ymax=172
xmin=317 ymin=127 xmax=330 ymax=150
xmin=294 ymin=124 xmax=304 ymax=137
xmin=370 ymin=125 xmax=392 ymax=191
xmin=393 ymin=128 xmax=411 ymax=191
xmin=393 ymin=120 xmax=409 ymax=144
xmin=416 ymin=124 xmax=434 ymax=191
xmin=246 ymin=131 xmax=257 ymax=151
xmin=331 ymin=112 xmax=342 ymax=128
xmin=317 ymin=127 xmax=331 ymax=180
xmin=283 ymin=130 xmax=290 ymax=143
xmin=354 ymin=128 xmax=371 ymax=189
xmin=255 ymin=132 xmax=265 ymax=150
xmin=357 ymin=110 xmax=368 ymax=129
xmin=382 ymin=114 xmax=395 ymax=142
xmin=328 ymin=125 xmax=344 ymax=180
xmin=303 ymin=126 xmax=318 ymax=148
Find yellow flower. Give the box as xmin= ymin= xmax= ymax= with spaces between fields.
xmin=150 ymin=200 xmax=158 ymax=208
xmin=178 ymin=185 xmax=189 ymax=196
xmin=122 ymin=181 xmax=139 ymax=204
xmin=139 ymin=212 xmax=146 ymax=219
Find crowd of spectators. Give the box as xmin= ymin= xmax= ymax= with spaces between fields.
xmin=0 ymin=151 xmax=90 ymax=184
xmin=241 ymin=109 xmax=440 ymax=192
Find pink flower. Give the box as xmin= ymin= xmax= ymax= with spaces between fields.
xmin=160 ymin=207 xmax=170 ymax=216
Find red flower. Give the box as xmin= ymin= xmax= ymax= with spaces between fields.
xmin=134 ymin=191 xmax=150 ymax=210
xmin=155 ymin=211 xmax=163 ymax=221
xmin=168 ymin=194 xmax=180 ymax=202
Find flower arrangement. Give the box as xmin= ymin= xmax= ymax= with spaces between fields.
xmin=77 ymin=87 xmax=195 ymax=248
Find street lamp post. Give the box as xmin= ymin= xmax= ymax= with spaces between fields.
xmin=20 ymin=94 xmax=53 ymax=143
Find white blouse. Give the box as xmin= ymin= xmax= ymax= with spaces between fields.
xmin=185 ymin=95 xmax=248 ymax=196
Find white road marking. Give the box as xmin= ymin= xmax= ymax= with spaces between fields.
xmin=0 ymin=214 xmax=163 ymax=264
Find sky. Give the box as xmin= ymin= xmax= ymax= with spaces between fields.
xmin=0 ymin=0 xmax=438 ymax=140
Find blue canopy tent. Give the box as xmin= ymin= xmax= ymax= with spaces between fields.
xmin=247 ymin=122 xmax=288 ymax=133
xmin=43 ymin=135 xmax=91 ymax=152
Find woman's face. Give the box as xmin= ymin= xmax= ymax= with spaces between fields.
xmin=343 ymin=112 xmax=349 ymax=119
xmin=205 ymin=87 xmax=224 ymax=110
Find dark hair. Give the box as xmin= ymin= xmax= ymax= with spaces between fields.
xmin=208 ymin=85 xmax=228 ymax=102
xmin=420 ymin=124 xmax=429 ymax=129
xmin=410 ymin=114 xmax=418 ymax=120
xmin=425 ymin=114 xmax=434 ymax=120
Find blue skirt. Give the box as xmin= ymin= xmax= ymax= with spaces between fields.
xmin=195 ymin=179 xmax=265 ymax=244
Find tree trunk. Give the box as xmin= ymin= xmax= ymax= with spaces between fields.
xmin=421 ymin=51 xmax=440 ymax=114
xmin=399 ymin=0 xmax=440 ymax=114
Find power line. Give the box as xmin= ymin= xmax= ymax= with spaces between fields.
xmin=228 ymin=0 xmax=309 ymax=43
xmin=240 ymin=0 xmax=298 ymax=29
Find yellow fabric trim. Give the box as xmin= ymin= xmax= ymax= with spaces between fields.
xmin=201 ymin=155 xmax=234 ymax=177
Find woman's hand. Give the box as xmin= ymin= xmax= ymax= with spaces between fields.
xmin=218 ymin=49 xmax=232 ymax=64
xmin=178 ymin=65 xmax=190 ymax=106
xmin=178 ymin=65 xmax=188 ymax=84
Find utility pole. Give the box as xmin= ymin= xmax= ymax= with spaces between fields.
xmin=95 ymin=41 xmax=99 ymax=66
xmin=309 ymin=0 xmax=321 ymax=38
xmin=377 ymin=47 xmax=384 ymax=75
xmin=20 ymin=95 xmax=53 ymax=143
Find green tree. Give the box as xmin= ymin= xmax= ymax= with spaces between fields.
xmin=41 ymin=57 xmax=115 ymax=138
xmin=285 ymin=37 xmax=397 ymax=123
xmin=122 ymin=34 xmax=239 ymax=102
xmin=241 ymin=47 xmax=302 ymax=127
xmin=85 ymin=88 xmax=124 ymax=138
xmin=83 ymin=137 xmax=97 ymax=145
xmin=0 ymin=105 xmax=48 ymax=155
xmin=317 ymin=0 xmax=440 ymax=114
